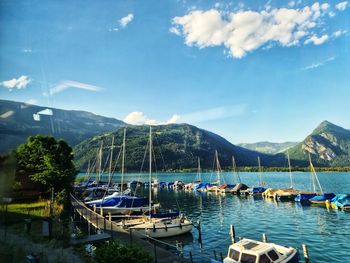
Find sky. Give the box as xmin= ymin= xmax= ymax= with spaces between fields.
xmin=1 ymin=0 xmax=350 ymax=144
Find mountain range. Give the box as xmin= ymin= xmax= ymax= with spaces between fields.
xmin=1 ymin=100 xmax=350 ymax=168
xmin=73 ymin=124 xmax=284 ymax=171
xmin=238 ymin=141 xmax=298 ymax=154
xmin=0 ymin=99 xmax=125 ymax=154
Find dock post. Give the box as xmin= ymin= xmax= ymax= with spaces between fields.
xmin=230 ymin=224 xmax=235 ymax=243
xmin=108 ymin=212 xmax=112 ymax=221
xmin=93 ymin=204 xmax=96 ymax=212
xmin=220 ymin=252 xmax=224 ymax=262
xmin=197 ymin=220 xmax=202 ymax=248
xmin=189 ymin=251 xmax=193 ymax=263
xmin=302 ymin=244 xmax=310 ymax=263
xmin=262 ymin=233 xmax=267 ymax=243
xmin=213 ymin=250 xmax=217 ymax=260
xmin=104 ymin=217 xmax=106 ymax=231
xmin=100 ymin=207 xmax=103 ymax=216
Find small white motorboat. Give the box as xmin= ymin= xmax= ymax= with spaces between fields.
xmin=223 ymin=238 xmax=299 ymax=263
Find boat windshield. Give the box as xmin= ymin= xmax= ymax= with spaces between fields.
xmin=259 ymin=254 xmax=272 ymax=263
xmin=240 ymin=253 xmax=257 ymax=263
xmin=267 ymin=250 xmax=279 ymax=261
xmin=229 ymin=248 xmax=240 ymax=261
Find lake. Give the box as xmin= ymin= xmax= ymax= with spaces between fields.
xmin=78 ymin=172 xmax=350 ymax=262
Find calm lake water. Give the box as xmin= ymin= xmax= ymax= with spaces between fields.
xmin=79 ymin=172 xmax=350 ymax=262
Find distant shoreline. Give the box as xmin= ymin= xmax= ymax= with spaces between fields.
xmin=77 ymin=166 xmax=350 ymax=174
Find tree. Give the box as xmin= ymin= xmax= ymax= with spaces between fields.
xmin=16 ymin=135 xmax=76 ymax=192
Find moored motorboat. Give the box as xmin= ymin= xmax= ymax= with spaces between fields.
xmin=230 ymin=183 xmax=249 ymax=195
xmin=223 ymin=238 xmax=299 ymax=263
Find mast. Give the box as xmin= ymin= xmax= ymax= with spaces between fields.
xmin=149 ymin=126 xmax=152 ymax=215
xmin=120 ymin=128 xmax=126 ymax=194
xmin=215 ymin=150 xmax=220 ymax=184
xmin=108 ymin=136 xmax=114 ymax=186
xmin=97 ymin=141 xmax=103 ymax=184
xmin=287 ymin=151 xmax=294 ymax=189
xmin=308 ymin=153 xmax=323 ymax=194
xmin=198 ymin=157 xmax=201 ymax=182
xmin=232 ymin=155 xmax=241 ymax=183
xmin=258 ymin=156 xmax=262 ymax=186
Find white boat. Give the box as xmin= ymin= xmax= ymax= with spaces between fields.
xmin=122 ymin=126 xmax=193 ymax=238
xmin=223 ymin=238 xmax=299 ymax=263
xmin=130 ymin=216 xmax=193 ymax=238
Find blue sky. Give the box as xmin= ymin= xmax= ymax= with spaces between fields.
xmin=1 ymin=0 xmax=349 ymax=143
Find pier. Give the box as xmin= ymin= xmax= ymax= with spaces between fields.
xmin=70 ymin=194 xmax=190 ymax=263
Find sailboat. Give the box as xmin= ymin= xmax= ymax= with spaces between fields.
xmin=273 ymin=151 xmax=300 ymax=201
xmin=243 ymin=157 xmax=266 ymax=196
xmin=125 ymin=126 xmax=193 ymax=238
xmin=295 ymin=153 xmax=335 ymax=205
xmin=88 ymin=129 xmax=158 ymax=215
xmin=229 ymin=156 xmax=248 ymax=195
xmin=206 ymin=150 xmax=223 ymax=193
xmin=220 ymin=156 xmax=236 ymax=193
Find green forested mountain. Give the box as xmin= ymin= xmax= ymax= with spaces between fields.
xmin=0 ymin=100 xmax=125 ymax=154
xmin=73 ymin=124 xmax=285 ymax=171
xmin=288 ymin=121 xmax=350 ymax=167
xmin=239 ymin=141 xmax=298 ymax=154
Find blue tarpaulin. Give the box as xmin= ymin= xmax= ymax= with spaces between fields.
xmin=331 ymin=194 xmax=350 ymax=207
xmin=309 ymin=193 xmax=335 ymax=202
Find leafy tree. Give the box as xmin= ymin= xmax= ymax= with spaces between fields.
xmin=94 ymin=241 xmax=152 ymax=263
xmin=16 ymin=135 xmax=77 ymax=193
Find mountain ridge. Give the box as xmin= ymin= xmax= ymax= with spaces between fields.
xmin=0 ymin=99 xmax=126 ymax=154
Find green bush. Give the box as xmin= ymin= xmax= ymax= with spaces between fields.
xmin=94 ymin=241 xmax=152 ymax=263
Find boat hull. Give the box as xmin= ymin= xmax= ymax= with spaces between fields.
xmin=131 ymin=221 xmax=193 ymax=238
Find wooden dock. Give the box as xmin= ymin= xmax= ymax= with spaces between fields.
xmin=70 ymin=194 xmax=190 ymax=263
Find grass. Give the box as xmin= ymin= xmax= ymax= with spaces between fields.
xmin=0 ymin=199 xmax=68 ymax=245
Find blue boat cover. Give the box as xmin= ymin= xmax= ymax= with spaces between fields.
xmin=195 ymin=183 xmax=208 ymax=189
xmin=295 ymin=193 xmax=316 ymax=202
xmin=250 ymin=187 xmax=266 ymax=194
xmin=89 ymin=196 xmax=148 ymax=208
xmin=309 ymin=193 xmax=335 ymax=202
xmin=331 ymin=194 xmax=350 ymax=207
xmin=116 ymin=197 xmax=148 ymax=208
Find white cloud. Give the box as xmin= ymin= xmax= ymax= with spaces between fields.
xmin=47 ymin=80 xmax=101 ymax=96
xmin=123 ymin=112 xmax=157 ymax=125
xmin=1 ymin=75 xmax=31 ymax=90
xmin=304 ymin=34 xmax=329 ymax=45
xmin=335 ymin=1 xmax=348 ymax=11
xmin=124 ymin=105 xmax=246 ymax=126
xmin=22 ymin=48 xmax=33 ymax=53
xmin=119 ymin=13 xmax=134 ymax=28
xmin=171 ymin=3 xmax=337 ymax=58
xmin=166 ymin=114 xmax=181 ymax=124
xmin=333 ymin=30 xmax=347 ymax=37
xmin=288 ymin=1 xmax=295 ymax=7
xmin=169 ymin=27 xmax=181 ymax=36
xmin=301 ymin=56 xmax=335 ymax=70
